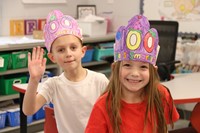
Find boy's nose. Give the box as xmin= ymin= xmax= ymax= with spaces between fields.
xmin=65 ymin=49 xmax=72 ymax=57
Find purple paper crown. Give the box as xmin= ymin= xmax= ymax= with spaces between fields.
xmin=44 ymin=10 xmax=83 ymax=52
xmin=114 ymin=15 xmax=159 ymax=65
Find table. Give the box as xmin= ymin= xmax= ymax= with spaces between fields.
xmin=162 ymin=73 xmax=200 ymax=132
xmin=162 ymin=72 xmax=200 ymax=104
xmin=13 ymin=83 xmax=42 ymax=133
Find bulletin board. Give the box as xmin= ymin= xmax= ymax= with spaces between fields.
xmin=22 ymin=0 xmax=67 ymax=4
xmin=141 ymin=0 xmax=200 ymax=34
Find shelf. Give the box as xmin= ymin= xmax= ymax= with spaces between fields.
xmin=83 ymin=32 xmax=115 ymax=43
xmin=82 ymin=60 xmax=108 ymax=67
xmin=0 ymin=64 xmax=58 ymax=76
xmin=0 ymin=33 xmax=115 ymax=133
xmin=0 ymin=32 xmax=115 ymax=52
xmin=0 ymin=94 xmax=19 ymax=102
xmin=0 ymin=119 xmax=44 ymax=133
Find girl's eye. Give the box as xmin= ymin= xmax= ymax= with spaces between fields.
xmin=141 ymin=65 xmax=148 ymax=69
xmin=123 ymin=63 xmax=131 ymax=67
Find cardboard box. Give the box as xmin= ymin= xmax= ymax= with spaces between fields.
xmin=33 ymin=30 xmax=44 ymax=39
xmin=78 ymin=20 xmax=107 ymax=36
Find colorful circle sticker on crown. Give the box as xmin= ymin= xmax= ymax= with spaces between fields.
xmin=114 ymin=15 xmax=160 ymax=65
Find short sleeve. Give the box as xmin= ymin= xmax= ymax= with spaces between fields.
xmin=85 ymin=94 xmax=111 ymax=133
xmin=158 ymin=84 xmax=180 ymax=124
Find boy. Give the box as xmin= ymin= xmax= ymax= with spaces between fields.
xmin=23 ymin=10 xmax=109 ymax=132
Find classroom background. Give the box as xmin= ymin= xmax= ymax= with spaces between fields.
xmin=0 ymin=0 xmax=200 ymax=132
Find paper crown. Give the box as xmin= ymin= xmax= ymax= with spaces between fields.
xmin=44 ymin=10 xmax=83 ymax=52
xmin=114 ymin=15 xmax=159 ymax=65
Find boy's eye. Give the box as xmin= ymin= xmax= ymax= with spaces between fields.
xmin=58 ymin=48 xmax=65 ymax=52
xmin=71 ymin=46 xmax=77 ymax=50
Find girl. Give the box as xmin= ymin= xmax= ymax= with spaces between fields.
xmin=85 ymin=15 xmax=179 ymax=133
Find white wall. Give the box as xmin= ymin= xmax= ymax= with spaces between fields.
xmin=0 ymin=0 xmax=87 ymax=36
xmin=0 ymin=0 xmax=141 ymax=36
xmin=88 ymin=0 xmax=140 ymax=32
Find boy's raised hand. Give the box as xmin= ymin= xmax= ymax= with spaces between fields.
xmin=28 ymin=46 xmax=47 ymax=82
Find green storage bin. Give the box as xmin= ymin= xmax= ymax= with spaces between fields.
xmin=0 ymin=75 xmax=28 ymax=95
xmin=11 ymin=51 xmax=28 ymax=69
xmin=44 ymin=49 xmax=52 ymax=64
xmin=0 ymin=53 xmax=10 ymax=72
xmin=93 ymin=47 xmax=114 ymax=61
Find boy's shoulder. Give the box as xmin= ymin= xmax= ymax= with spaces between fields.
xmin=87 ymin=69 xmax=108 ymax=79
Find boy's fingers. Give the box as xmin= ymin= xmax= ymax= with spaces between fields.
xmin=39 ymin=48 xmax=44 ymax=61
xmin=35 ymin=46 xmax=40 ymax=59
xmin=32 ymin=47 xmax=36 ymax=60
xmin=42 ymin=58 xmax=47 ymax=67
xmin=28 ymin=52 xmax=31 ymax=62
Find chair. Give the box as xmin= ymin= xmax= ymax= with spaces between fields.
xmin=44 ymin=106 xmax=58 ymax=133
xmin=169 ymin=102 xmax=200 ymax=133
xmin=190 ymin=102 xmax=200 ymax=132
xmin=149 ymin=20 xmax=180 ymax=81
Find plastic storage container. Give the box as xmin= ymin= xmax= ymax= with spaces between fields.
xmin=78 ymin=20 xmax=107 ymax=36
xmin=33 ymin=103 xmax=53 ymax=120
xmin=0 ymin=53 xmax=10 ymax=72
xmin=82 ymin=49 xmax=94 ymax=63
xmin=10 ymin=51 xmax=28 ymax=69
xmin=0 ymin=74 xmax=28 ymax=95
xmin=93 ymin=42 xmax=114 ymax=61
xmin=0 ymin=111 xmax=6 ymax=129
xmin=93 ymin=47 xmax=114 ymax=61
xmin=43 ymin=49 xmax=52 ymax=64
xmin=6 ymin=108 xmax=33 ymax=127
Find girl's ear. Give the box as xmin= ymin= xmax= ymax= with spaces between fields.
xmin=153 ymin=65 xmax=158 ymax=70
xmin=47 ymin=53 xmax=56 ymax=63
xmin=111 ymin=62 xmax=116 ymax=71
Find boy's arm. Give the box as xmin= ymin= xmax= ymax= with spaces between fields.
xmin=23 ymin=46 xmax=47 ymax=115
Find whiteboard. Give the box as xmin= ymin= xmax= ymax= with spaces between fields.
xmin=142 ymin=0 xmax=200 ymax=34
xmin=22 ymin=0 xmax=67 ymax=4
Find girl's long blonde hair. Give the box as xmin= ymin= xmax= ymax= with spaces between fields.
xmin=103 ymin=61 xmax=174 ymax=133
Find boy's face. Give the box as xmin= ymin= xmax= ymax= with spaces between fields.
xmin=47 ymin=34 xmax=86 ymax=71
xmin=119 ymin=60 xmax=150 ymax=100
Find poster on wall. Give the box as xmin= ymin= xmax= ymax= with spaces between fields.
xmin=142 ymin=0 xmax=200 ymax=34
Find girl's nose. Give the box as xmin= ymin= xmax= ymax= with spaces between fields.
xmin=131 ymin=68 xmax=139 ymax=77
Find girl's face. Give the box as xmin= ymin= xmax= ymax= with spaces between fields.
xmin=48 ymin=35 xmax=86 ymax=71
xmin=119 ymin=60 xmax=150 ymax=100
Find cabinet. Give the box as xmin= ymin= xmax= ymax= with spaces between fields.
xmin=0 ymin=32 xmax=115 ymax=132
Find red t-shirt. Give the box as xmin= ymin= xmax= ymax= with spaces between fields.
xmin=85 ymin=84 xmax=179 ymax=133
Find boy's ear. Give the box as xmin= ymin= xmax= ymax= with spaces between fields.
xmin=81 ymin=46 xmax=87 ymax=57
xmin=47 ymin=53 xmax=56 ymax=63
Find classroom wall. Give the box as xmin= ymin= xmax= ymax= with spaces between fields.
xmin=0 ymin=0 xmax=88 ymax=36
xmin=88 ymin=0 xmax=140 ymax=32
xmin=0 ymin=0 xmax=141 ymax=36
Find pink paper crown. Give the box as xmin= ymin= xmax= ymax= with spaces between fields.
xmin=44 ymin=10 xmax=83 ymax=52
xmin=114 ymin=15 xmax=159 ymax=65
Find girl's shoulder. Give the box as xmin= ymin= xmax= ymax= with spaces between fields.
xmin=94 ymin=92 xmax=109 ymax=107
xmin=157 ymin=84 xmax=170 ymax=95
xmin=157 ymin=83 xmax=173 ymax=102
